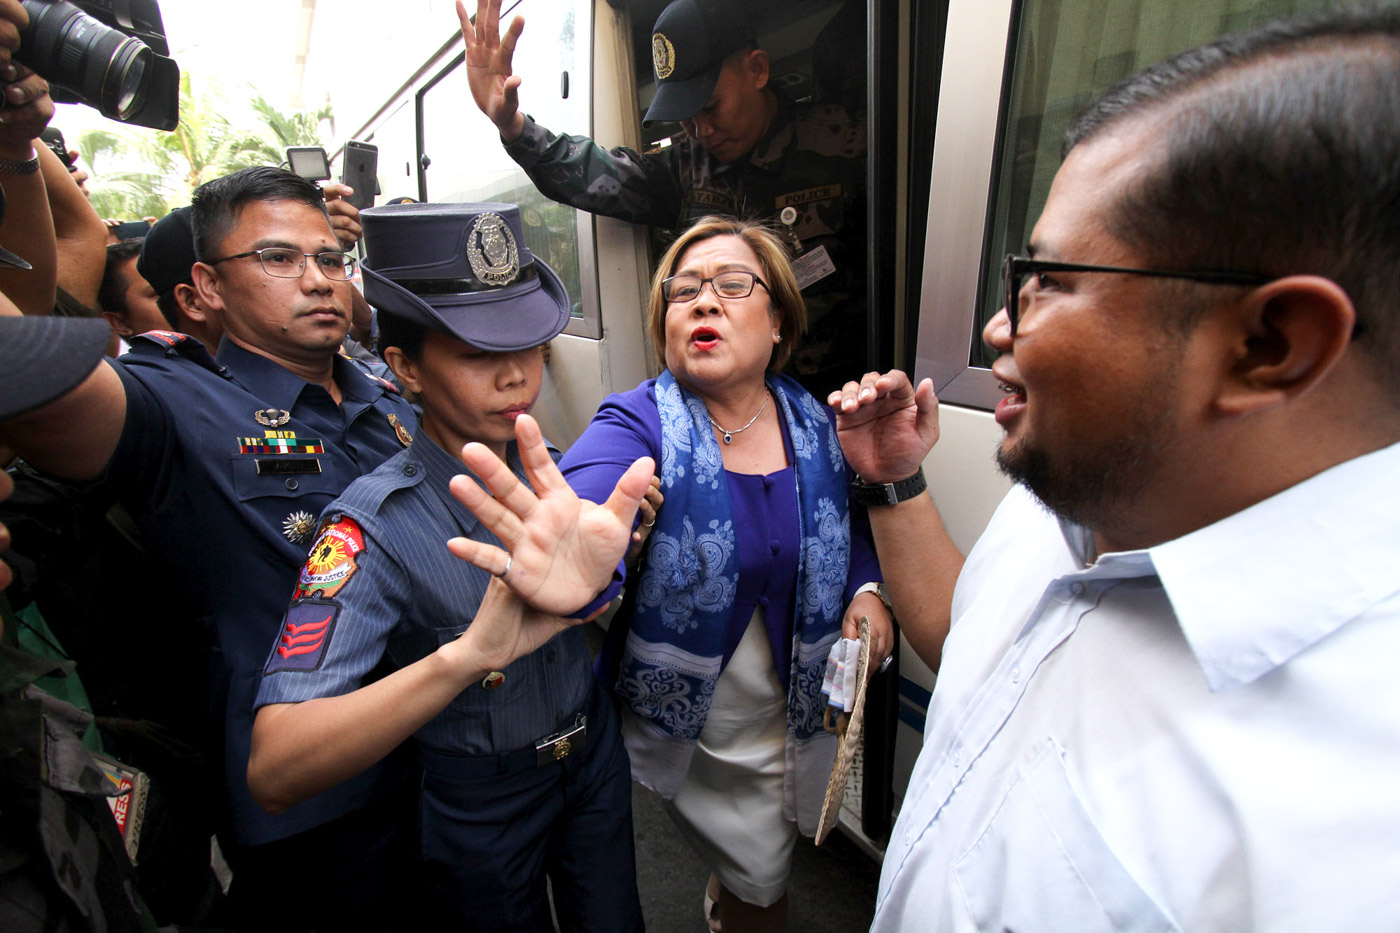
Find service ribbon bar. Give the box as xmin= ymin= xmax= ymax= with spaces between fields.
xmin=240 ymin=430 xmax=326 ymax=454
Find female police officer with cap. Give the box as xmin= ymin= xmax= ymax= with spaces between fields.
xmin=247 ymin=202 xmax=651 ymax=931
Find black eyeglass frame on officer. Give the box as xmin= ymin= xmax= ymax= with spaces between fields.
xmin=207 ymin=246 xmax=358 ymax=280
xmin=1001 ymin=253 xmax=1272 ymax=336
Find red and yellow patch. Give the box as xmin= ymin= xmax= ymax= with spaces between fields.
xmin=293 ymin=517 xmax=366 ymax=601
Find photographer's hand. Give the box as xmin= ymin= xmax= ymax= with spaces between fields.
xmin=459 ymin=0 xmax=526 ymax=144
xmin=0 ymin=63 xmax=56 ymax=316
xmin=0 ymin=63 xmax=52 ymax=150
xmin=0 ymin=1 xmax=27 ymax=71
xmin=322 ymin=182 xmax=362 ymax=249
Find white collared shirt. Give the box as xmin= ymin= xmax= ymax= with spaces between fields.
xmin=873 ymin=442 xmax=1400 ymax=931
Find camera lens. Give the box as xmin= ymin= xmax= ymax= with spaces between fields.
xmin=18 ymin=0 xmax=155 ymax=121
xmin=110 ymin=40 xmax=151 ymax=118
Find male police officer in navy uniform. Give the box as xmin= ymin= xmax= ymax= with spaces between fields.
xmin=0 ymin=166 xmax=416 ymax=931
xmin=248 ymin=202 xmax=647 ymax=931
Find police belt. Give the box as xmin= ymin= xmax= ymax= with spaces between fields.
xmin=417 ymin=700 xmax=594 ymax=778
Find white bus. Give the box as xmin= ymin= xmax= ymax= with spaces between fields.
xmin=309 ymin=0 xmax=1334 ymax=853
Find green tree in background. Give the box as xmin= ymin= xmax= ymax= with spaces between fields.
xmin=80 ymin=72 xmax=332 ymax=221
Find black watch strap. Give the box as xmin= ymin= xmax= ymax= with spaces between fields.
xmin=851 ymin=468 xmax=928 ymax=507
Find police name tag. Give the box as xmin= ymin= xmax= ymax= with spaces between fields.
xmin=256 ymin=458 xmax=323 ymax=475
xmin=792 ymin=244 xmax=836 ymax=291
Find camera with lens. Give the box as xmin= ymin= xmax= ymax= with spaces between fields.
xmin=17 ymin=0 xmax=179 ymax=130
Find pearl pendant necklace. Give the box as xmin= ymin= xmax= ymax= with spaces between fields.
xmin=708 ymin=391 xmax=769 ymax=444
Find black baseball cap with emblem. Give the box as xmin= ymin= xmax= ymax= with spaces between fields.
xmin=359 ymin=202 xmax=571 ymax=352
xmin=138 ymin=206 xmax=197 ymax=297
xmin=0 ymin=316 xmax=111 ymax=420
xmin=644 ymin=0 xmax=756 ymax=126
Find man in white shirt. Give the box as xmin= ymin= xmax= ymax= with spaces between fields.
xmin=829 ymin=7 xmax=1400 ymax=930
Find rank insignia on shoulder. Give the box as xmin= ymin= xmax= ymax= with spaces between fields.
xmin=294 ymin=517 xmax=366 ymax=601
xmin=373 ymin=375 xmax=400 ymax=395
xmin=389 ymin=413 xmax=413 ymax=447
xmin=265 ymin=600 xmax=340 ymax=674
xmin=255 ymin=408 xmax=292 ymax=427
xmin=283 ymin=510 xmax=317 ymax=544
xmin=142 ymin=330 xmax=189 ymax=347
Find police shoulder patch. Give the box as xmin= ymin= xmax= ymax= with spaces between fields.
xmin=137 ymin=329 xmax=190 ymax=348
xmin=130 ymin=330 xmax=225 ymax=374
xmin=294 ymin=516 xmax=366 ymax=601
xmin=265 ymin=599 xmax=340 ymax=674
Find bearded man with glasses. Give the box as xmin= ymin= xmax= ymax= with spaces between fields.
xmin=0 ymin=165 xmax=418 ymax=930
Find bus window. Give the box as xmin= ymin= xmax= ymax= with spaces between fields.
xmin=974 ymin=0 xmax=1334 ymax=368
xmin=418 ymin=0 xmax=593 ymax=322
xmin=363 ymin=100 xmax=417 ymax=204
xmin=919 ymin=0 xmax=1332 ymax=408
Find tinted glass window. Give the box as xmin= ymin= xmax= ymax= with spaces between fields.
xmin=973 ymin=0 xmax=1334 ymax=368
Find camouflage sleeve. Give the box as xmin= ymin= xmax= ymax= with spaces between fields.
xmin=504 ymin=116 xmax=685 ymax=229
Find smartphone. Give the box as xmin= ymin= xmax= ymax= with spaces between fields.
xmin=40 ymin=127 xmax=74 ymax=168
xmin=339 ymin=141 xmax=379 ymax=211
xmin=111 ymin=220 xmax=152 ymax=240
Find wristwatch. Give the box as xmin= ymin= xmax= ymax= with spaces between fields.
xmin=850 ymin=468 xmax=928 ymax=507
xmin=0 ymin=149 xmax=40 ymax=175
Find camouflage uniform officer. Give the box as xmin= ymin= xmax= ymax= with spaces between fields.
xmin=462 ymin=0 xmax=868 ymax=394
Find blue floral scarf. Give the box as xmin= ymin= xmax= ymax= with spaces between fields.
xmin=616 ymin=370 xmax=849 ymax=831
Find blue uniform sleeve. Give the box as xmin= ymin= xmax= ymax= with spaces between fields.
xmin=103 ymin=358 xmax=177 ymax=503
xmin=255 ymin=512 xmax=412 ymax=707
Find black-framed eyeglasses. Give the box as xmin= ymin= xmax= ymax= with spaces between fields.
xmin=1002 ymin=254 xmax=1272 ymax=336
xmin=662 ymin=271 xmax=770 ymax=303
xmin=208 ymin=247 xmax=357 ymax=281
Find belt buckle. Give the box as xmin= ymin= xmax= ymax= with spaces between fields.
xmin=535 ymin=714 xmax=587 ymax=765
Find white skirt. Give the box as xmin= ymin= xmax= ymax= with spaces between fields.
xmin=662 ymin=611 xmax=798 ymax=907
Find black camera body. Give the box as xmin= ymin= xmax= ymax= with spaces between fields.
xmin=17 ymin=0 xmax=179 ymax=130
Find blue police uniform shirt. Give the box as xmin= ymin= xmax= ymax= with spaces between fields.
xmin=102 ymin=332 xmax=417 ymax=846
xmin=255 ymin=433 xmax=592 ymax=754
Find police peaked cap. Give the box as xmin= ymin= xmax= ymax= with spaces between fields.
xmin=359 ymin=202 xmax=571 ymax=352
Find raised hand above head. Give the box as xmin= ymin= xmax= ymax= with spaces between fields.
xmin=447 ymin=413 xmax=655 ymax=614
xmin=458 ymin=0 xmax=527 ymax=142
xmin=828 ymin=369 xmax=941 ymax=483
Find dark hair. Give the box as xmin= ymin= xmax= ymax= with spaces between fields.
xmin=154 ymin=290 xmax=181 ymax=329
xmin=375 ymin=310 xmax=430 ymax=362
xmin=98 ymin=240 xmax=145 ymax=315
xmin=190 ymin=166 xmax=328 ymax=262
xmin=646 ymin=215 xmax=806 ymax=373
xmin=1063 ymin=6 xmax=1400 ymax=387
